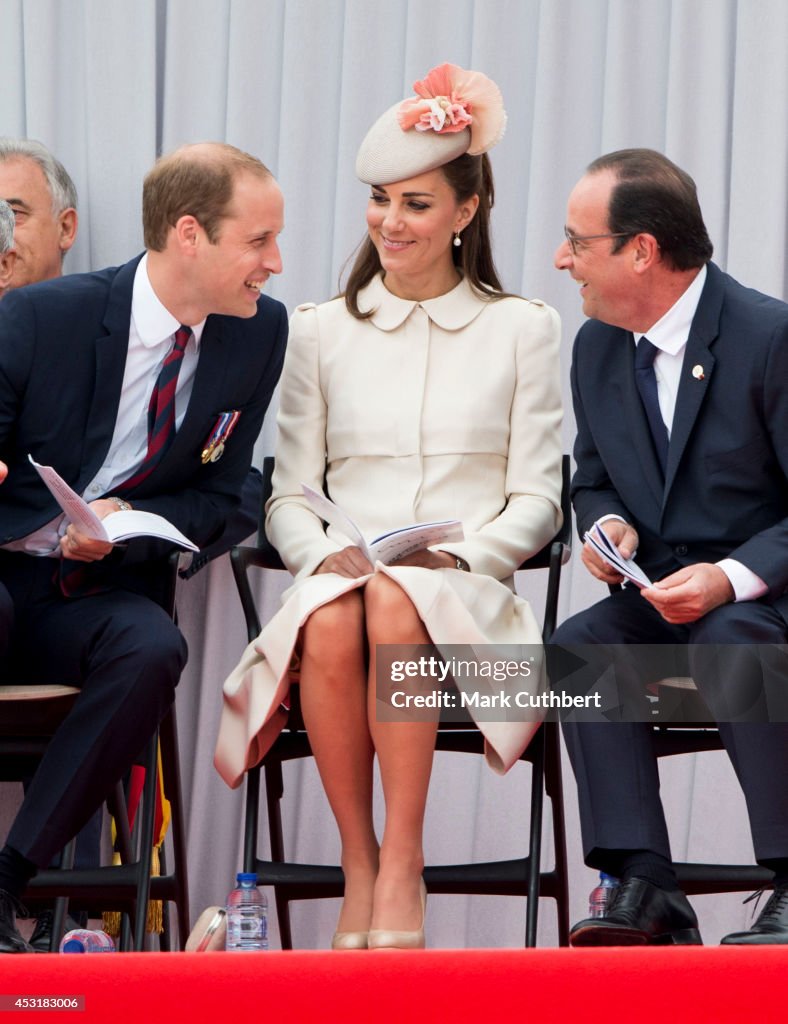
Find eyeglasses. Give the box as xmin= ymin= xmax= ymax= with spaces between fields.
xmin=563 ymin=227 xmax=633 ymax=256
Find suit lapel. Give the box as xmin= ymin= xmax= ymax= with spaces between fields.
xmin=663 ymin=263 xmax=724 ymax=505
xmin=79 ymin=257 xmax=141 ymax=490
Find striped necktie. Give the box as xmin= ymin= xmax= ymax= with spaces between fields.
xmin=634 ymin=337 xmax=669 ymax=474
xmin=120 ymin=324 xmax=192 ymax=492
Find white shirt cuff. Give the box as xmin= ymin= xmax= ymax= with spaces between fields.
xmin=716 ymin=558 xmax=769 ymax=602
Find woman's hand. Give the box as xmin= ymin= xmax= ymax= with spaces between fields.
xmin=390 ymin=549 xmax=457 ymax=570
xmin=314 ymin=546 xmax=374 ymax=578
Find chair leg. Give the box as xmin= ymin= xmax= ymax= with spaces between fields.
xmin=107 ymin=781 xmax=134 ymax=865
xmin=545 ymin=723 xmax=570 ymax=946
xmin=243 ymin=765 xmax=261 ymax=874
xmin=160 ymin=707 xmax=190 ymax=949
xmin=130 ymin=732 xmax=158 ymax=951
xmin=525 ymin=729 xmax=546 ymax=947
xmin=49 ymin=838 xmax=77 ymax=952
xmin=265 ymin=759 xmax=294 ymax=950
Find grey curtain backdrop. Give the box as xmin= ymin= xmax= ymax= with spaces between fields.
xmin=1 ymin=0 xmax=786 ymax=947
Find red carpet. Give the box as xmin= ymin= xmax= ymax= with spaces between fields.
xmin=1 ymin=948 xmax=785 ymax=1023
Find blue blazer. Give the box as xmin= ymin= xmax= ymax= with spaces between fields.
xmin=0 ymin=254 xmax=287 ymax=583
xmin=570 ymin=261 xmax=788 ymax=602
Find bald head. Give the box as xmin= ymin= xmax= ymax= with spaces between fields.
xmin=143 ymin=142 xmax=274 ymax=251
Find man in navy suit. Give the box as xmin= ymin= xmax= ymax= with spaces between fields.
xmin=552 ymin=149 xmax=788 ymax=946
xmin=0 ymin=142 xmax=287 ymax=952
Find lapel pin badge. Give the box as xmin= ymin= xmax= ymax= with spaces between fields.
xmin=692 ymin=364 xmax=705 ymax=380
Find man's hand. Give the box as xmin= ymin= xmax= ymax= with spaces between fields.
xmin=581 ymin=519 xmax=639 ymax=584
xmin=642 ymin=563 xmax=734 ymax=624
xmin=0 ymin=460 xmax=6 ymax=484
xmin=314 ymin=545 xmax=374 ymax=578
xmin=58 ymin=498 xmax=119 ymax=562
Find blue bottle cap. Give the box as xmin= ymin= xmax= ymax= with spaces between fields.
xmin=61 ymin=939 xmax=87 ymax=953
xmin=237 ymin=872 xmax=257 ymax=884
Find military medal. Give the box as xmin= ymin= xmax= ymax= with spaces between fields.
xmin=201 ymin=410 xmax=241 ymax=464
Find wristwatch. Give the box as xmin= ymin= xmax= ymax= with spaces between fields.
xmin=107 ymin=496 xmax=132 ymax=512
xmin=453 ymin=555 xmax=470 ymax=572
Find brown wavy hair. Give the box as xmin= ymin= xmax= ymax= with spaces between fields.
xmin=343 ymin=152 xmax=510 ymax=319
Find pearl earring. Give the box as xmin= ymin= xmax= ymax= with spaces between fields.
xmin=453 ymin=231 xmax=462 ymax=248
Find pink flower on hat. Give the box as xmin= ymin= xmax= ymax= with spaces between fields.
xmin=397 ymin=63 xmax=507 ymax=156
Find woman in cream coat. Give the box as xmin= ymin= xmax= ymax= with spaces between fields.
xmin=216 ymin=63 xmax=562 ymax=950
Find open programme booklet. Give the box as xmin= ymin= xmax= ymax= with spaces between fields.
xmin=301 ymin=483 xmax=464 ymax=565
xmin=29 ymin=455 xmax=199 ymax=552
xmin=584 ymin=520 xmax=652 ymax=588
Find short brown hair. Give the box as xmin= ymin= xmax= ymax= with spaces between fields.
xmin=143 ymin=142 xmax=272 ymax=251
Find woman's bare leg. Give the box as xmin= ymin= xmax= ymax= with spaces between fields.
xmin=299 ymin=591 xmax=378 ymax=934
xmin=365 ymin=574 xmax=438 ymax=932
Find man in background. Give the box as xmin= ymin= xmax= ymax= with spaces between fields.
xmin=0 ymin=200 xmax=15 ymax=293
xmin=0 ymin=138 xmax=78 ymax=298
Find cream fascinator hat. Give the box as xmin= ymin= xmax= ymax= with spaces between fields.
xmin=356 ymin=63 xmax=507 ymax=185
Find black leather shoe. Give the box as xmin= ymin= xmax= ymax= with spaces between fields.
xmin=0 ymin=890 xmax=33 ymax=954
xmin=570 ymin=877 xmax=702 ymax=946
xmin=29 ymin=911 xmax=84 ymax=954
xmin=721 ymin=886 xmax=788 ymax=945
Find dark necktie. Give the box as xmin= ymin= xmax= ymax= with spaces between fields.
xmin=634 ymin=337 xmax=669 ymax=474
xmin=59 ymin=325 xmax=192 ymax=596
xmin=119 ymin=325 xmax=193 ymax=492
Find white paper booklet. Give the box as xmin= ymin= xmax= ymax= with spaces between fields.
xmin=584 ymin=520 xmax=652 ymax=589
xmin=301 ymin=483 xmax=464 ymax=565
xmin=29 ymin=456 xmax=199 ymax=552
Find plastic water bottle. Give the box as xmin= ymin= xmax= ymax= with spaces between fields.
xmin=588 ymin=872 xmax=619 ymax=918
xmin=225 ymin=872 xmax=268 ymax=951
xmin=59 ymin=929 xmax=116 ymax=953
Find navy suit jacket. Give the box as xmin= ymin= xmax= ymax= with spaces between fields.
xmin=570 ymin=261 xmax=788 ymax=603
xmin=0 ymin=254 xmax=287 ymax=591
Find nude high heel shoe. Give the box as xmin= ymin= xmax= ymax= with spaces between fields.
xmin=331 ymin=930 xmax=369 ymax=950
xmin=368 ymin=879 xmax=427 ymax=950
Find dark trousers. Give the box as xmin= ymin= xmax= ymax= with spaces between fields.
xmin=0 ymin=552 xmax=186 ymax=868
xmin=551 ymin=586 xmax=788 ymax=869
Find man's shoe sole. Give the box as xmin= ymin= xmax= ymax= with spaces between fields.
xmin=571 ymin=923 xmax=702 ymax=947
